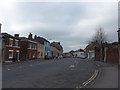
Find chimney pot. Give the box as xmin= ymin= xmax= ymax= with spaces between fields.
xmin=34 ymin=35 xmax=37 ymax=39
xmin=14 ymin=34 xmax=19 ymax=38
xmin=28 ymin=32 xmax=33 ymax=39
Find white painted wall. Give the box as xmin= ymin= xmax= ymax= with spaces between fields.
xmin=87 ymin=50 xmax=95 ymax=59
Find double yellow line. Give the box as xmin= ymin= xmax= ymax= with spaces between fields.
xmin=73 ymin=69 xmax=99 ymax=90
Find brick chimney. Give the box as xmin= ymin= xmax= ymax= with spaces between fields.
xmin=34 ymin=35 xmax=37 ymax=39
xmin=28 ymin=32 xmax=33 ymax=40
xmin=14 ymin=34 xmax=19 ymax=38
xmin=57 ymin=42 xmax=60 ymax=45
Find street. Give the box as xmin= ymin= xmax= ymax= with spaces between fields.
xmin=2 ymin=58 xmax=97 ymax=88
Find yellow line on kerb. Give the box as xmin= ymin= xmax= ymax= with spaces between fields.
xmin=73 ymin=69 xmax=99 ymax=90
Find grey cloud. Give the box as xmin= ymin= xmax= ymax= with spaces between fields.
xmin=0 ymin=2 xmax=118 ymax=52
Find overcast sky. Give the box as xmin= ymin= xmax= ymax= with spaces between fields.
xmin=0 ymin=1 xmax=118 ymax=52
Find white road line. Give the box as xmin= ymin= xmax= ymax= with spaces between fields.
xmin=7 ymin=68 xmax=11 ymax=71
xmin=69 ymin=65 xmax=75 ymax=68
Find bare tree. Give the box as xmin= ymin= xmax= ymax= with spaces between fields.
xmin=87 ymin=27 xmax=108 ymax=61
xmin=90 ymin=27 xmax=107 ymax=45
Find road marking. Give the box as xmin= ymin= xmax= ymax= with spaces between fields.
xmin=69 ymin=65 xmax=75 ymax=68
xmin=7 ymin=68 xmax=11 ymax=71
xmin=74 ymin=69 xmax=99 ymax=89
xmin=82 ymin=69 xmax=98 ymax=87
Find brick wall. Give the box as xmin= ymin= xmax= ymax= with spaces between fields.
xmin=20 ymin=40 xmax=37 ymax=60
xmin=95 ymin=47 xmax=101 ymax=61
xmin=106 ymin=46 xmax=119 ymax=64
xmin=3 ymin=37 xmax=20 ymax=62
xmin=95 ymin=44 xmax=119 ymax=64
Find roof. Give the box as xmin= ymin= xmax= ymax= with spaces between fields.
xmin=20 ymin=37 xmax=38 ymax=43
xmin=19 ymin=37 xmax=28 ymax=41
xmin=2 ymin=33 xmax=20 ymax=40
xmin=34 ymin=36 xmax=50 ymax=44
xmin=77 ymin=49 xmax=85 ymax=52
xmin=50 ymin=42 xmax=63 ymax=51
xmin=2 ymin=33 xmax=13 ymax=38
xmin=85 ymin=42 xmax=99 ymax=52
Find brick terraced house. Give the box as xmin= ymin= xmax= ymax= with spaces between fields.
xmin=34 ymin=35 xmax=51 ymax=59
xmin=20 ymin=33 xmax=37 ymax=61
xmin=34 ymin=35 xmax=45 ymax=59
xmin=50 ymin=42 xmax=63 ymax=58
xmin=2 ymin=33 xmax=20 ymax=62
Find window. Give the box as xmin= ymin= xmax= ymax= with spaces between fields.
xmin=33 ymin=45 xmax=35 ymax=49
xmin=35 ymin=45 xmax=37 ymax=50
xmin=41 ymin=52 xmax=43 ymax=56
xmin=15 ymin=40 xmax=18 ymax=46
xmin=33 ymin=53 xmax=36 ymax=58
xmin=9 ymin=38 xmax=13 ymax=46
xmin=29 ymin=44 xmax=32 ymax=49
xmin=9 ymin=50 xmax=13 ymax=59
xmin=31 ymin=44 xmax=33 ymax=49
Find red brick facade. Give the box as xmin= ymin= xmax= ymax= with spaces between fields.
xmin=106 ymin=46 xmax=119 ymax=63
xmin=2 ymin=33 xmax=20 ymax=62
xmin=20 ymin=33 xmax=37 ymax=61
xmin=20 ymin=41 xmax=37 ymax=60
xmin=95 ymin=44 xmax=119 ymax=64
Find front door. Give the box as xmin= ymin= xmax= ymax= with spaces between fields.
xmin=16 ymin=51 xmax=19 ymax=61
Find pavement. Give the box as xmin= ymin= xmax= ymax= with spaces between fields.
xmin=87 ymin=61 xmax=118 ymax=88
xmin=2 ymin=58 xmax=97 ymax=88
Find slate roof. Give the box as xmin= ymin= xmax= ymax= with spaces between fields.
xmin=34 ymin=36 xmax=50 ymax=45
xmin=77 ymin=49 xmax=85 ymax=52
xmin=50 ymin=42 xmax=63 ymax=51
xmin=19 ymin=37 xmax=28 ymax=41
xmin=20 ymin=37 xmax=38 ymax=43
xmin=85 ymin=42 xmax=99 ymax=52
xmin=2 ymin=33 xmax=20 ymax=40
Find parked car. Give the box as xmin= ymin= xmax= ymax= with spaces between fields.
xmin=78 ymin=56 xmax=87 ymax=59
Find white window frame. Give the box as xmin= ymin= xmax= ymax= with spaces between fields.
xmin=33 ymin=53 xmax=36 ymax=58
xmin=9 ymin=38 xmax=13 ymax=46
xmin=15 ymin=39 xmax=19 ymax=47
xmin=29 ymin=43 xmax=32 ymax=49
xmin=9 ymin=50 xmax=13 ymax=59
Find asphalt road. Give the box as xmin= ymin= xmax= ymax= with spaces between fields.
xmin=2 ymin=58 xmax=97 ymax=88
